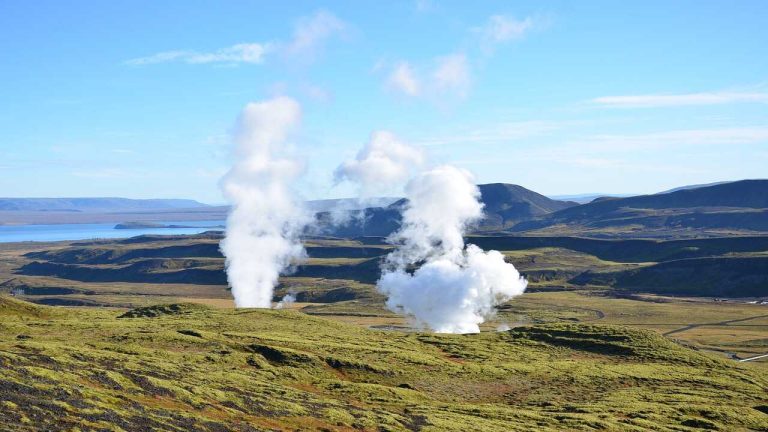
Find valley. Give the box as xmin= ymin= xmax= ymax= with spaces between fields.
xmin=2 ymin=230 xmax=766 ymax=365
xmin=1 ymin=179 xmax=767 ymax=430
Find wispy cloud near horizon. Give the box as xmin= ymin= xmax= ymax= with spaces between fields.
xmin=125 ymin=10 xmax=344 ymax=67
xmin=591 ymin=91 xmax=768 ymax=108
xmin=126 ymin=43 xmax=272 ymax=66
xmin=479 ymin=15 xmax=536 ymax=43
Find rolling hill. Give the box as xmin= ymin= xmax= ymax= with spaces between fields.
xmin=477 ymin=183 xmax=577 ymax=226
xmin=549 ymin=180 xmax=768 ymax=215
xmin=323 ymin=180 xmax=768 ymax=238
xmin=657 ymin=181 xmax=732 ymax=194
xmin=0 ymin=298 xmax=766 ymax=431
xmin=511 ymin=180 xmax=768 ymax=237
xmin=322 ymin=183 xmax=578 ymax=236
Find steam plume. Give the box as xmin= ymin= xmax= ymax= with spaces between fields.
xmin=331 ymin=130 xmax=423 ymax=225
xmin=378 ymin=165 xmax=527 ymax=333
xmin=334 ymin=130 xmax=424 ymax=197
xmin=220 ymin=97 xmax=309 ymax=308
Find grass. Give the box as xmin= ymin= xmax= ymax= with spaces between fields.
xmin=0 ymin=296 xmax=766 ymax=431
xmin=2 ymin=236 xmax=766 ymax=360
xmin=1 ymin=234 xmax=767 ymax=429
xmin=501 ymin=247 xmax=645 ymax=269
xmin=500 ymin=247 xmax=650 ymax=288
xmin=305 ymin=258 xmax=371 ymax=266
xmin=490 ymin=291 xmax=768 ymax=359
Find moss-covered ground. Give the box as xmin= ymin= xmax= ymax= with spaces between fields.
xmin=1 ymin=296 xmax=766 ymax=431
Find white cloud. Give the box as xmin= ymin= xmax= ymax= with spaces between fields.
xmin=380 ymin=13 xmax=550 ymax=100
xmin=126 ymin=11 xmax=345 ymax=67
xmin=382 ymin=53 xmax=470 ymax=99
xmin=285 ymin=10 xmax=345 ymax=59
xmin=387 ymin=62 xmax=421 ymax=96
xmin=592 ymin=91 xmax=768 ymax=108
xmin=432 ymin=53 xmax=470 ymax=97
xmin=126 ymin=43 xmax=271 ymax=66
xmin=481 ymin=15 xmax=535 ymax=43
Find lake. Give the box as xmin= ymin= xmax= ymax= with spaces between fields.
xmin=0 ymin=220 xmax=226 ymax=243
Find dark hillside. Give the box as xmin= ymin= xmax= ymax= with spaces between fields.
xmin=546 ymin=179 xmax=768 ymax=220
xmin=511 ymin=180 xmax=768 ymax=236
xmin=469 ymin=235 xmax=768 ymax=263
xmin=478 ymin=183 xmax=577 ymax=223
xmin=614 ymin=256 xmax=768 ymax=297
xmin=323 ymin=183 xmax=577 ymax=236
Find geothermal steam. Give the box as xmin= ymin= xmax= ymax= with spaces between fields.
xmin=334 ymin=130 xmax=424 ymax=196
xmin=378 ymin=165 xmax=528 ymax=333
xmin=220 ymin=97 xmax=309 ymax=308
xmin=331 ymin=130 xmax=423 ymax=225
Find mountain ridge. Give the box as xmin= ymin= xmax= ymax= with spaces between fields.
xmin=511 ymin=179 xmax=768 ymax=237
xmin=0 ymin=197 xmax=209 ymax=213
xmin=324 ymin=179 xmax=768 ymax=238
xmin=321 ymin=183 xmax=578 ymax=236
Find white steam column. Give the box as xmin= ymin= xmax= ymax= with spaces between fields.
xmin=378 ymin=165 xmax=528 ymax=333
xmin=219 ymin=97 xmax=309 ymax=308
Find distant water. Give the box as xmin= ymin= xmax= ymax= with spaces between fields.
xmin=0 ymin=220 xmax=225 ymax=243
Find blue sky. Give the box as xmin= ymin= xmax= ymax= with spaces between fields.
xmin=1 ymin=0 xmax=766 ymax=203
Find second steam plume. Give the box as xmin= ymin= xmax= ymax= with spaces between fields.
xmin=220 ymin=97 xmax=309 ymax=308
xmin=378 ymin=165 xmax=528 ymax=333
xmin=336 ymin=137 xmax=528 ymax=333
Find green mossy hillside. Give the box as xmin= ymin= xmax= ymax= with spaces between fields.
xmin=0 ymin=297 xmax=766 ymax=431
xmin=0 ymin=295 xmax=52 ymax=318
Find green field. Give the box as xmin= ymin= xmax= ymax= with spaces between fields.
xmin=1 ymin=233 xmax=767 ymax=430
xmin=2 ymin=235 xmax=767 ymax=361
xmin=1 ymin=297 xmax=767 ymax=431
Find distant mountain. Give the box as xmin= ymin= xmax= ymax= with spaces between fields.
xmin=550 ymin=180 xmax=768 ymax=215
xmin=321 ymin=183 xmax=578 ymax=237
xmin=550 ymin=181 xmax=740 ymax=204
xmin=548 ymin=193 xmax=631 ymax=204
xmin=513 ymin=179 xmax=768 ymax=237
xmin=0 ymin=198 xmax=209 ymax=213
xmin=656 ymin=181 xmax=732 ymax=194
xmin=477 ymin=183 xmax=578 ymax=227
